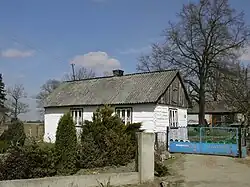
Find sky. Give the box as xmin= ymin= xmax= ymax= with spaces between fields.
xmin=1 ymin=0 xmax=250 ymax=120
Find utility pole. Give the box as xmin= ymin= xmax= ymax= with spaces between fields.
xmin=71 ymin=63 xmax=76 ymax=81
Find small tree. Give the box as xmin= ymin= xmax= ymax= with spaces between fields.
xmin=7 ymin=84 xmax=29 ymax=118
xmin=0 ymin=143 xmax=57 ymax=181
xmin=63 ymin=66 xmax=96 ymax=81
xmin=78 ymin=105 xmax=137 ymax=168
xmin=0 ymin=119 xmax=26 ymax=147
xmin=55 ymin=112 xmax=77 ymax=175
xmin=221 ymin=64 xmax=250 ymax=125
xmin=36 ymin=79 xmax=61 ymax=117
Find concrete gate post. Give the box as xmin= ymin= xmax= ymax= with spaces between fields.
xmin=138 ymin=132 xmax=155 ymax=183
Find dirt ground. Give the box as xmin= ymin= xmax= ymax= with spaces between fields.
xmin=123 ymin=154 xmax=250 ymax=187
xmin=179 ymin=154 xmax=250 ymax=187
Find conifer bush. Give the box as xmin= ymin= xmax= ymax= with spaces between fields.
xmin=78 ymin=105 xmax=140 ymax=168
xmin=0 ymin=143 xmax=57 ymax=181
xmin=55 ymin=112 xmax=77 ymax=175
xmin=0 ymin=146 xmax=29 ymax=180
xmin=0 ymin=119 xmax=26 ymax=148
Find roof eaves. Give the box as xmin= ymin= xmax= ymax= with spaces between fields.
xmin=44 ymin=101 xmax=157 ymax=109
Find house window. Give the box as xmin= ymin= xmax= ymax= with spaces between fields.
xmin=169 ymin=108 xmax=178 ymax=127
xmin=70 ymin=108 xmax=83 ymax=127
xmin=115 ymin=108 xmax=132 ymax=124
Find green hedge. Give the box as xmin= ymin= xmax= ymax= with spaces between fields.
xmin=0 ymin=120 xmax=26 ymax=153
xmin=55 ymin=112 xmax=77 ymax=175
xmin=0 ymin=143 xmax=57 ymax=181
xmin=0 ymin=106 xmax=143 ymax=180
xmin=0 ymin=141 xmax=8 ymax=154
xmin=77 ymin=105 xmax=140 ymax=169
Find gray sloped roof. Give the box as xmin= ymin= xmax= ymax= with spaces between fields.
xmin=188 ymin=101 xmax=238 ymax=114
xmin=44 ymin=70 xmax=178 ymax=107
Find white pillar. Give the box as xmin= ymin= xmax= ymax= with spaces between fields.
xmin=138 ymin=132 xmax=154 ymax=183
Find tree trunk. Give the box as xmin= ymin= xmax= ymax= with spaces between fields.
xmin=199 ymin=78 xmax=206 ymax=126
xmin=213 ymin=71 xmax=219 ymax=101
xmin=14 ymin=99 xmax=18 ymax=119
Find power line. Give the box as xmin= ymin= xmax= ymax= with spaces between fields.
xmin=10 ymin=35 xmax=68 ymax=66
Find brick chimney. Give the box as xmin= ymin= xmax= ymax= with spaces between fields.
xmin=113 ymin=69 xmax=124 ymax=76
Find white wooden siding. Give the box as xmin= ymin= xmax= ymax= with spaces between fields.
xmin=154 ymin=105 xmax=169 ymax=132
xmin=44 ymin=107 xmax=70 ymax=142
xmin=44 ymin=104 xmax=188 ymax=142
xmin=178 ymin=108 xmax=188 ymax=127
xmin=154 ymin=105 xmax=188 ymax=142
xmin=44 ymin=104 xmax=156 ymax=142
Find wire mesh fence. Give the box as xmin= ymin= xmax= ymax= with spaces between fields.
xmin=155 ymin=132 xmax=167 ymax=152
xmin=167 ymin=126 xmax=239 ymax=144
xmin=154 ymin=126 xmax=249 ymax=157
xmin=200 ymin=127 xmax=238 ymax=144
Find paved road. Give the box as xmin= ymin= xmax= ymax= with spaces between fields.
xmin=179 ymin=154 xmax=250 ymax=187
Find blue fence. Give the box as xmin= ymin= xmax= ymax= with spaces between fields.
xmin=168 ymin=127 xmax=247 ymax=157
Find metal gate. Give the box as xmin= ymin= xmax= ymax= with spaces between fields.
xmin=167 ymin=126 xmax=247 ymax=157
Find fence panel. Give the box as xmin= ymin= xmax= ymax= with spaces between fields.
xmin=155 ymin=132 xmax=168 ymax=153
xmin=168 ymin=126 xmax=245 ymax=157
xmin=168 ymin=127 xmax=200 ymax=154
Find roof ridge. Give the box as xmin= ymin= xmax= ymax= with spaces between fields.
xmin=64 ymin=69 xmax=178 ymax=83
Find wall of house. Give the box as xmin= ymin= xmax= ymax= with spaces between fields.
xmin=154 ymin=105 xmax=168 ymax=132
xmin=44 ymin=104 xmax=156 ymax=142
xmin=178 ymin=108 xmax=188 ymax=126
xmin=187 ymin=114 xmax=211 ymax=125
xmin=44 ymin=103 xmax=188 ymax=143
xmin=157 ymin=75 xmax=189 ymax=108
xmin=154 ymin=104 xmax=187 ymax=142
xmin=154 ymin=105 xmax=187 ymax=131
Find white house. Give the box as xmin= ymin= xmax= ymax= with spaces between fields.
xmin=44 ymin=69 xmax=191 ymax=142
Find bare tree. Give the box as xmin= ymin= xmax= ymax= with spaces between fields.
xmin=63 ymin=67 xmax=96 ymax=81
xmin=36 ymin=67 xmax=95 ymax=118
xmin=137 ymin=0 xmax=250 ymax=125
xmin=222 ymin=64 xmax=250 ymax=125
xmin=36 ymin=79 xmax=61 ymax=116
xmin=103 ymin=71 xmax=113 ymax=76
xmin=7 ymin=84 xmax=29 ymax=119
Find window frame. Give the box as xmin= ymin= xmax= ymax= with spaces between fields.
xmin=115 ymin=107 xmax=133 ymax=124
xmin=169 ymin=108 xmax=178 ymax=128
xmin=70 ymin=107 xmax=84 ymax=127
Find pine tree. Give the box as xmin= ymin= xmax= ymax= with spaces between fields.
xmin=0 ymin=74 xmax=6 ymax=108
xmin=55 ymin=112 xmax=77 ymax=175
xmin=79 ymin=105 xmax=138 ymax=167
